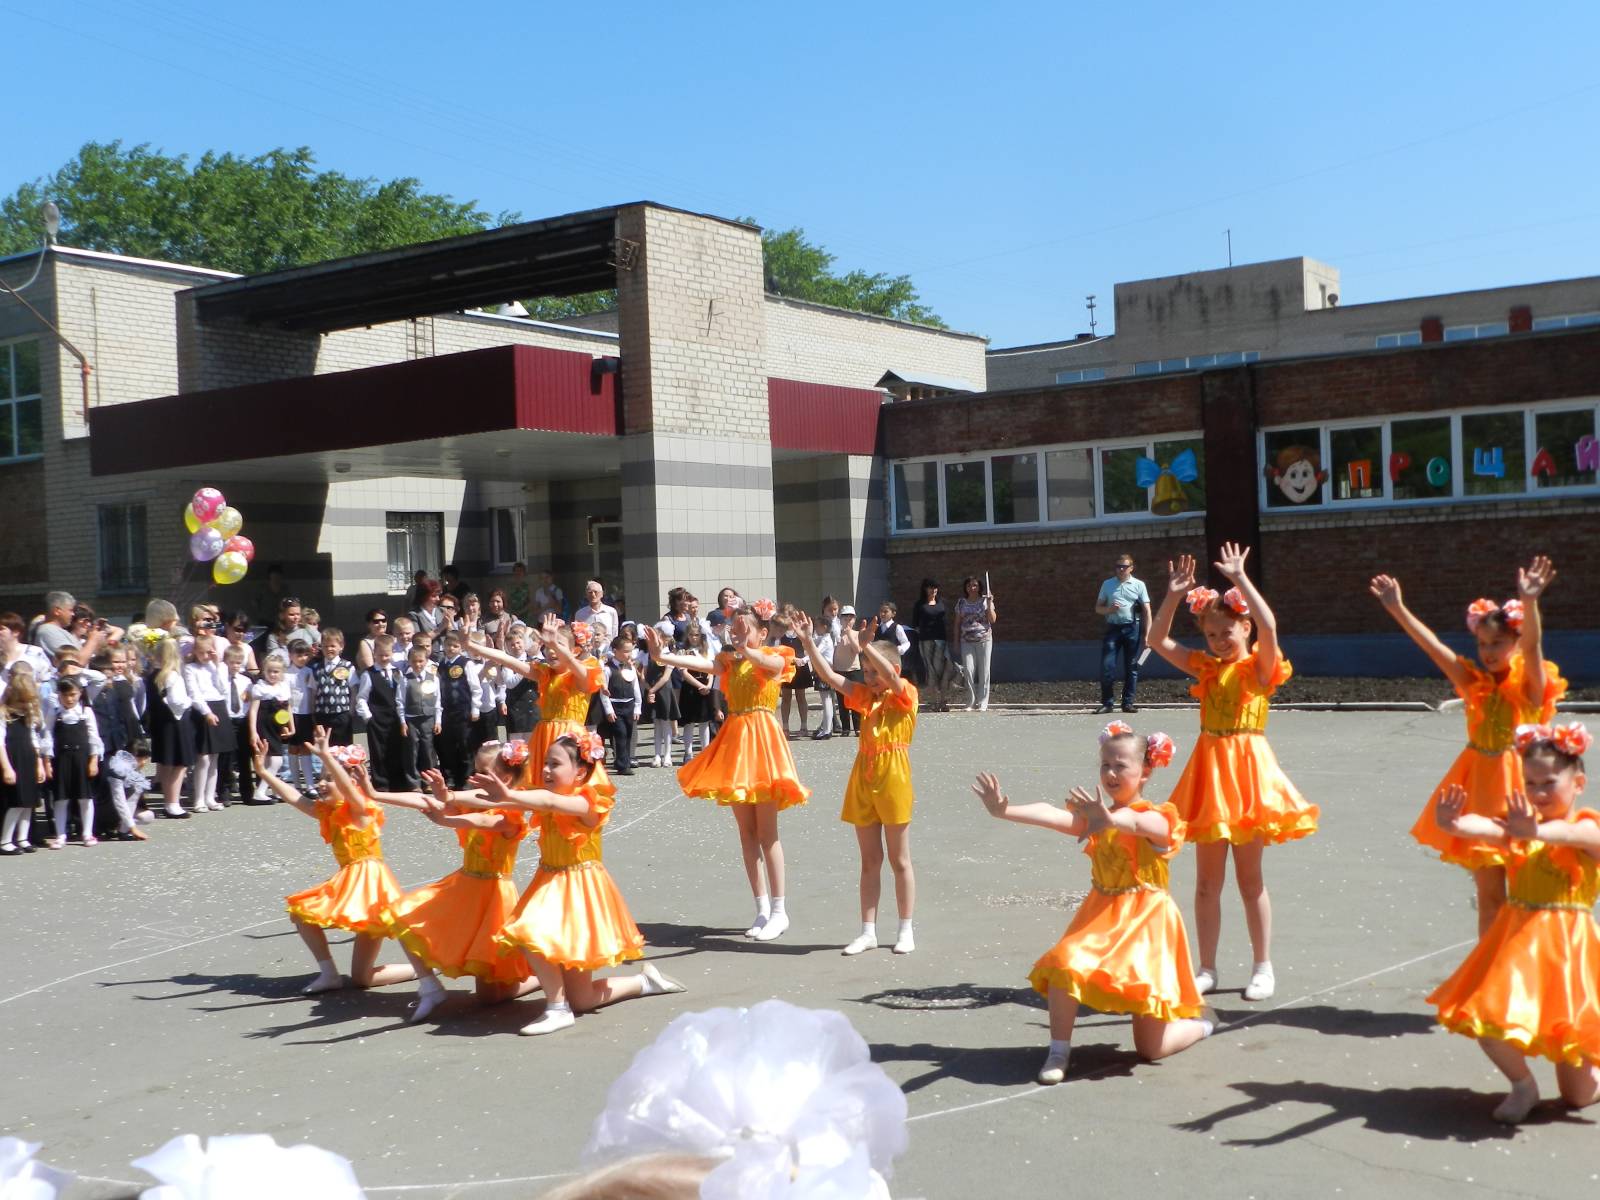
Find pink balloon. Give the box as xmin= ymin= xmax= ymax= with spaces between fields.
xmin=190 ymin=528 xmax=224 ymax=562
xmin=191 ymin=487 xmax=226 ymax=523
xmin=224 ymin=535 xmax=255 ymax=563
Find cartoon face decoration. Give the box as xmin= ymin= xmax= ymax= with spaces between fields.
xmin=1265 ymin=443 xmax=1327 ymax=505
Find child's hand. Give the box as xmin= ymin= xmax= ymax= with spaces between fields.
xmin=1168 ymin=554 xmax=1197 ymax=595
xmin=252 ymin=744 xmax=269 ymax=771
xmin=971 ymin=771 xmax=1008 ymax=818
xmin=1432 ymin=783 xmax=1468 ymax=832
xmin=1368 ymin=574 xmax=1403 ymax=611
xmin=862 ymin=617 xmax=880 ymax=645
xmin=1065 ymin=785 xmax=1110 ymax=834
xmin=35 ymin=761 xmax=45 ymax=784
xmin=312 ymin=726 xmax=331 ymax=754
xmin=642 ymin=626 xmax=666 ymax=662
xmin=1 ymin=766 xmax=14 ymax=786
xmin=400 ymin=722 xmax=409 ymax=738
xmin=43 ymin=759 xmax=53 ymax=781
xmin=792 ymin=612 xmax=814 ymax=641
xmin=1517 ymin=556 xmax=1557 ymax=601
xmin=537 ymin=613 xmax=562 ymax=648
xmin=470 ymin=771 xmax=511 ymax=804
xmin=421 ymin=768 xmax=450 ymax=804
xmin=433 ymin=722 xmax=442 ymax=736
xmin=88 ymin=758 xmax=99 ymax=778
xmin=1213 ymin=542 xmax=1250 ymax=584
xmin=206 ymin=711 xmax=220 ymax=726
xmin=348 ymin=762 xmax=371 ymax=793
xmin=1504 ymin=790 xmax=1539 ymax=841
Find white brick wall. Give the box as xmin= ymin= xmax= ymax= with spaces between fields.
xmin=763 ymin=297 xmax=987 ymax=391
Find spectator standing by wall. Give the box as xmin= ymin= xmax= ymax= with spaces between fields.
xmin=954 ymin=576 xmax=997 ymax=712
xmin=1095 ymin=554 xmax=1151 ymax=714
xmin=911 ymin=579 xmax=951 ymax=713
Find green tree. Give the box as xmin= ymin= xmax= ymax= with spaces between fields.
xmin=755 ymin=224 xmax=945 ymax=328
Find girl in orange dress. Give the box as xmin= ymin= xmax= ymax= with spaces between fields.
xmin=475 ymin=731 xmax=683 ymax=1035
xmin=465 ymin=613 xmax=614 ymax=797
xmin=1147 ymin=543 xmax=1316 ymax=1004
xmin=256 ymin=730 xmax=414 ymax=995
xmin=973 ymin=722 xmax=1214 ymax=1085
xmin=644 ymin=603 xmax=810 ymax=941
xmin=1426 ymin=722 xmax=1599 ymax=1124
xmin=1371 ymin=556 xmax=1564 ymax=935
xmin=369 ymin=740 xmax=537 ymax=1023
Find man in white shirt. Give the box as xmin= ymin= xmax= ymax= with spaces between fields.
xmin=1095 ymin=553 xmax=1152 ymax=714
xmin=575 ymin=579 xmax=620 ymax=646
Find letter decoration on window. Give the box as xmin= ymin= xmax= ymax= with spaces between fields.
xmin=1135 ymin=447 xmax=1198 ymax=515
xmin=1530 ymin=447 xmax=1557 ymax=479
xmin=1426 ymin=456 xmax=1451 ymax=486
xmin=1346 ymin=459 xmax=1372 ymax=490
xmin=1472 ymin=446 xmax=1506 ymax=478
xmin=1388 ymin=451 xmax=1411 ymax=482
xmin=1578 ymin=434 xmax=1600 ymax=473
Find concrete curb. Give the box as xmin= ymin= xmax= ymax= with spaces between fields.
xmin=974 ymin=701 xmax=1442 ymax=714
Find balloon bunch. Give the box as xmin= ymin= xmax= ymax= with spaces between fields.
xmin=184 ymin=487 xmax=255 ymax=585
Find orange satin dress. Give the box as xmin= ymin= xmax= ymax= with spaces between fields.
xmin=1429 ymin=809 xmax=1600 ymax=1066
xmin=376 ymin=813 xmax=532 ymax=983
xmin=839 ymin=678 xmax=918 ymax=827
xmin=1029 ymin=800 xmax=1205 ymax=1022
xmin=676 ymin=646 xmax=809 ymax=810
xmin=527 ymin=659 xmax=614 ymax=797
xmin=284 ymin=801 xmax=403 ymax=935
xmin=1410 ymin=653 xmax=1567 ymax=869
xmin=495 ymin=784 xmax=645 ymax=970
xmin=1166 ymin=650 xmax=1318 ymax=845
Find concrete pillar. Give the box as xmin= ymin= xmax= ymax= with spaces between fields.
xmin=614 ymin=205 xmax=776 ymax=614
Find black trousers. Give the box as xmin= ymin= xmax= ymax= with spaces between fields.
xmin=218 ymin=716 xmax=255 ymax=802
xmin=437 ymin=716 xmax=474 ymax=788
xmin=603 ymin=711 xmax=636 ymax=774
xmin=367 ymin=719 xmax=403 ymax=791
xmin=840 ymin=669 xmax=865 ymax=731
xmin=402 ymin=720 xmax=437 ymax=790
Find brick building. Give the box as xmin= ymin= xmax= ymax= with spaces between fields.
xmin=883 ymin=326 xmax=1600 ymax=681
xmin=0 ymin=203 xmax=985 ymax=627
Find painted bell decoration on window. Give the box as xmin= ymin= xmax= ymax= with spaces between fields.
xmin=1135 ymin=448 xmax=1198 ymax=515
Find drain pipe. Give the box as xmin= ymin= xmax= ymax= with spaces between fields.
xmin=0 ymin=275 xmax=93 ymax=423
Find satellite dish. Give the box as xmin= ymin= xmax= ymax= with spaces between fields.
xmin=42 ymin=201 xmax=61 ymax=242
xmin=498 ymin=301 xmax=530 ymax=318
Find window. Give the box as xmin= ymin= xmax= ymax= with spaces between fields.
xmin=386 ymin=512 xmax=443 ymax=594
xmin=97 ymin=504 xmax=147 ymax=592
xmin=1532 ymin=312 xmax=1600 ymax=331
xmin=1461 ymin=410 xmax=1525 ymax=496
xmin=1098 ymin=446 xmax=1148 ymax=515
xmin=1151 ymin=437 xmax=1205 ymax=514
xmin=1532 ymin=408 xmax=1600 ymax=489
xmin=0 ymin=340 xmax=43 ymax=462
xmin=1053 ymin=367 xmax=1106 ymax=384
xmin=1262 ymin=427 xmax=1326 ymax=508
xmin=1044 ymin=448 xmax=1094 ymax=521
xmin=1132 ymin=351 xmax=1258 ymax=375
xmin=891 ymin=462 xmax=939 ymax=531
xmin=489 ymin=506 xmax=523 ymax=570
xmin=1375 ymin=331 xmax=1422 ymax=349
xmin=942 ymin=460 xmax=988 ymax=525
xmin=1443 ymin=321 xmax=1510 ymax=342
xmin=1389 ymin=416 xmax=1453 ymax=501
xmin=1329 ymin=426 xmax=1383 ymax=501
xmin=990 ymin=453 xmax=1040 ymax=525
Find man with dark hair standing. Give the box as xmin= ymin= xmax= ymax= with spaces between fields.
xmin=1094 ymin=554 xmax=1151 ymax=714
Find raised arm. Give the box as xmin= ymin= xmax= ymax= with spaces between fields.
xmin=1432 ymin=783 xmax=1509 ymax=843
xmin=468 ymin=768 xmax=595 ymax=820
xmin=1214 ymin=542 xmax=1279 ymax=689
xmin=350 ymin=761 xmax=432 ymax=811
xmin=971 ymin=772 xmax=1087 ymax=837
xmin=1065 ymin=786 xmax=1172 ymax=849
xmin=794 ymin=614 xmax=849 ymax=693
xmin=858 ymin=637 xmax=906 ymax=696
xmin=1369 ymin=574 xmax=1471 ymax=690
xmin=252 ymin=745 xmax=319 ymax=816
xmin=1147 ymin=555 xmax=1198 ymax=673
xmin=642 ymin=624 xmax=718 ymax=673
xmin=310 ymin=727 xmax=370 ymax=821
xmin=463 ymin=637 xmax=537 ymax=680
xmin=419 ymin=794 xmax=514 ymax=832
xmin=1515 ymin=556 xmax=1556 ymax=708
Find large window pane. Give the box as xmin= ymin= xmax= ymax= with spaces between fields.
xmin=1330 ymin=425 xmax=1383 ymax=501
xmin=991 ymin=452 xmax=1040 ymax=525
xmin=0 ymin=346 xmax=11 ymax=397
xmin=15 ymin=398 xmax=41 ymax=457
xmin=892 ymin=462 xmax=940 ymax=531
xmin=1099 ymin=446 xmax=1149 ymax=515
xmin=1461 ymin=410 xmax=1525 ymax=496
xmin=0 ymin=407 xmax=13 ymax=459
xmin=1044 ymin=448 xmax=1094 ymax=521
xmin=12 ymin=341 xmax=40 ymax=395
xmin=1151 ymin=437 xmax=1205 ymax=515
xmin=1532 ymin=408 xmax=1599 ymax=489
xmin=1263 ymin=428 xmax=1325 ymax=508
xmin=942 ymin=460 xmax=987 ymax=525
xmin=1390 ymin=416 xmax=1453 ymax=500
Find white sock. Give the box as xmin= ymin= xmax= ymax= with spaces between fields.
xmin=843 ymin=923 xmax=877 ymax=955
xmin=898 ymin=918 xmax=914 ymax=937
xmin=78 ymin=798 xmax=95 ymax=836
xmin=757 ymin=896 xmax=772 ymax=919
xmin=771 ymin=896 xmax=786 ymax=916
xmin=51 ymin=800 xmax=69 ymax=839
xmin=1049 ymin=1038 xmax=1070 ymax=1057
xmin=302 ymin=958 xmax=342 ymax=994
xmin=2 ymin=808 xmax=24 ymax=846
xmin=1493 ymin=1076 xmax=1540 ymax=1124
xmin=893 ymin=919 xmax=915 ymax=953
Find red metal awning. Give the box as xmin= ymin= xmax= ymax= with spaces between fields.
xmin=767 ymin=378 xmax=884 ymax=456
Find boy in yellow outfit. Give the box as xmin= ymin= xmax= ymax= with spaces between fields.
xmin=795 ymin=612 xmax=919 ymax=955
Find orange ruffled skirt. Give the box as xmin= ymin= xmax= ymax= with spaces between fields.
xmin=495 ymin=863 xmax=645 ymax=971
xmin=676 ymin=710 xmax=809 ymax=810
xmin=285 ymin=858 xmax=403 ymax=935
xmin=1410 ymin=747 xmax=1519 ymax=870
xmin=1029 ymin=888 xmax=1205 ymax=1022
xmin=1168 ymin=732 xmax=1318 ymax=845
xmin=377 ymin=871 xmax=530 ymax=984
xmin=1428 ymin=906 xmax=1600 ymax=1066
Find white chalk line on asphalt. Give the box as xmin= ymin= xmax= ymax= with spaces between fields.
xmin=903 ymin=937 xmax=1477 ymax=1124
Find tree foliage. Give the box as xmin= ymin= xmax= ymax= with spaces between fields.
xmin=755 ymin=224 xmax=945 ymax=328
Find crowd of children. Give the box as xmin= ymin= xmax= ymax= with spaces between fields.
xmin=1 ymin=551 xmax=1594 ymax=1125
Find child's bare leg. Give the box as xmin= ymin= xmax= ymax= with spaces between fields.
xmin=1473 ymin=867 xmax=1507 ymax=938
xmin=780 ymin=690 xmax=794 ymax=731
xmin=1039 ymin=987 xmax=1080 ymax=1083
xmin=1192 ymin=841 xmax=1229 ymax=987
xmin=400 ymin=945 xmax=448 ymax=1022
xmin=795 ymin=685 xmax=809 ymax=732
xmin=518 ymin=952 xmax=573 ymax=1035
xmin=159 ymin=765 xmax=188 ymax=816
xmin=474 ymin=978 xmax=540 ymax=1005
xmin=1132 ymin=1013 xmax=1213 ymax=1061
xmin=885 ymin=821 xmax=916 ymax=953
xmin=752 ymin=802 xmax=790 ymax=940
xmin=1233 ymin=841 xmax=1274 ymax=999
xmin=1480 ymin=1037 xmax=1540 ymax=1123
xmin=1555 ymin=1059 xmax=1600 ymax=1109
xmin=843 ymin=825 xmax=884 ymax=954
xmin=732 ymin=805 xmax=770 ymax=935
xmin=566 ymin=962 xmax=686 ymax=1012
xmin=292 ymin=919 xmax=343 ymax=993
xmin=349 ymin=933 xmax=416 ymax=988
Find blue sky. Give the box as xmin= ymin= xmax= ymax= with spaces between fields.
xmin=6 ymin=1 xmax=1599 ymax=346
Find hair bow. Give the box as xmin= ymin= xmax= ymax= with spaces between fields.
xmin=1185 ymin=587 xmax=1219 ymax=615
xmin=568 ymin=620 xmax=592 ymax=646
xmin=577 ymin=730 xmax=607 ymax=764
xmin=1099 ymin=720 xmax=1135 ymax=743
xmin=1515 ymin=721 xmax=1592 ymax=758
xmin=750 ymin=598 xmax=778 ymax=621
xmin=1144 ymin=731 xmax=1176 ymax=768
xmin=1221 ymin=586 xmax=1249 ymax=616
xmin=1465 ymin=597 xmax=1523 ymax=633
xmin=1500 ymin=599 xmax=1525 ymax=632
xmin=500 ymin=739 xmax=530 ymax=767
xmin=330 ymin=744 xmax=368 ymax=768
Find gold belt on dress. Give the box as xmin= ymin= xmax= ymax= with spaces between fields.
xmin=460 ymin=868 xmax=511 ymax=880
xmin=865 ymin=742 xmax=912 ymax=756
xmin=537 ymin=859 xmax=600 ymax=874
xmin=1467 ymin=741 xmax=1511 ymax=755
xmin=1093 ymin=881 xmax=1162 ymax=896
xmin=1201 ymin=727 xmax=1264 ymax=738
xmin=727 ymin=707 xmax=777 ymax=717
xmin=1506 ymin=897 xmax=1592 ymax=912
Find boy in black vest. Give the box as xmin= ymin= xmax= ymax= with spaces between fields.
xmin=356 ymin=632 xmax=404 ymax=790
xmin=305 ymin=628 xmax=355 ymax=747
xmin=400 ymin=643 xmax=441 ymax=790
xmin=437 ymin=630 xmax=479 ymax=788
xmin=600 ymin=631 xmax=642 ymax=775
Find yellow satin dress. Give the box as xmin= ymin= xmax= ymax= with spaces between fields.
xmin=495 ymin=784 xmax=645 ymax=970
xmin=1166 ymin=650 xmax=1318 ymax=845
xmin=1410 ymin=653 xmax=1567 ymax=869
xmin=1429 ymin=809 xmax=1600 ymax=1065
xmin=676 ymin=646 xmax=809 ymax=810
xmin=377 ymin=814 xmax=532 ymax=983
xmin=840 ymin=678 xmax=918 ymax=826
xmin=284 ymin=801 xmax=403 ymax=935
xmin=526 ymin=659 xmax=613 ymax=797
xmin=1029 ymin=800 xmax=1204 ymax=1022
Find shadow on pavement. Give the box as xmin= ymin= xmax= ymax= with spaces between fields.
xmin=635 ymin=921 xmax=838 ymax=956
xmin=872 ymin=1039 xmax=1141 ymax=1093
xmin=1174 ymin=1080 xmax=1595 ymax=1145
xmin=1214 ymin=1003 xmax=1441 ymax=1039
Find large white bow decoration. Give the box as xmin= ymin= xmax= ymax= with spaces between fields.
xmin=132 ymin=1134 xmax=365 ymax=1200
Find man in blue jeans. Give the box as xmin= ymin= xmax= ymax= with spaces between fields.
xmin=1094 ymin=555 xmax=1151 ymax=713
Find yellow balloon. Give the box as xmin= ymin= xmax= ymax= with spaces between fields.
xmin=184 ymin=506 xmax=202 ymax=534
xmin=207 ymin=506 xmax=243 ymax=538
xmin=212 ymin=551 xmax=248 ymax=585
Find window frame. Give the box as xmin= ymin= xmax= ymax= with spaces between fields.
xmin=95 ymin=502 xmax=149 ymax=594
xmin=488 ymin=505 xmax=524 ymax=571
xmin=385 ymin=511 xmax=445 ymax=596
xmin=0 ymin=338 xmax=44 ymax=465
